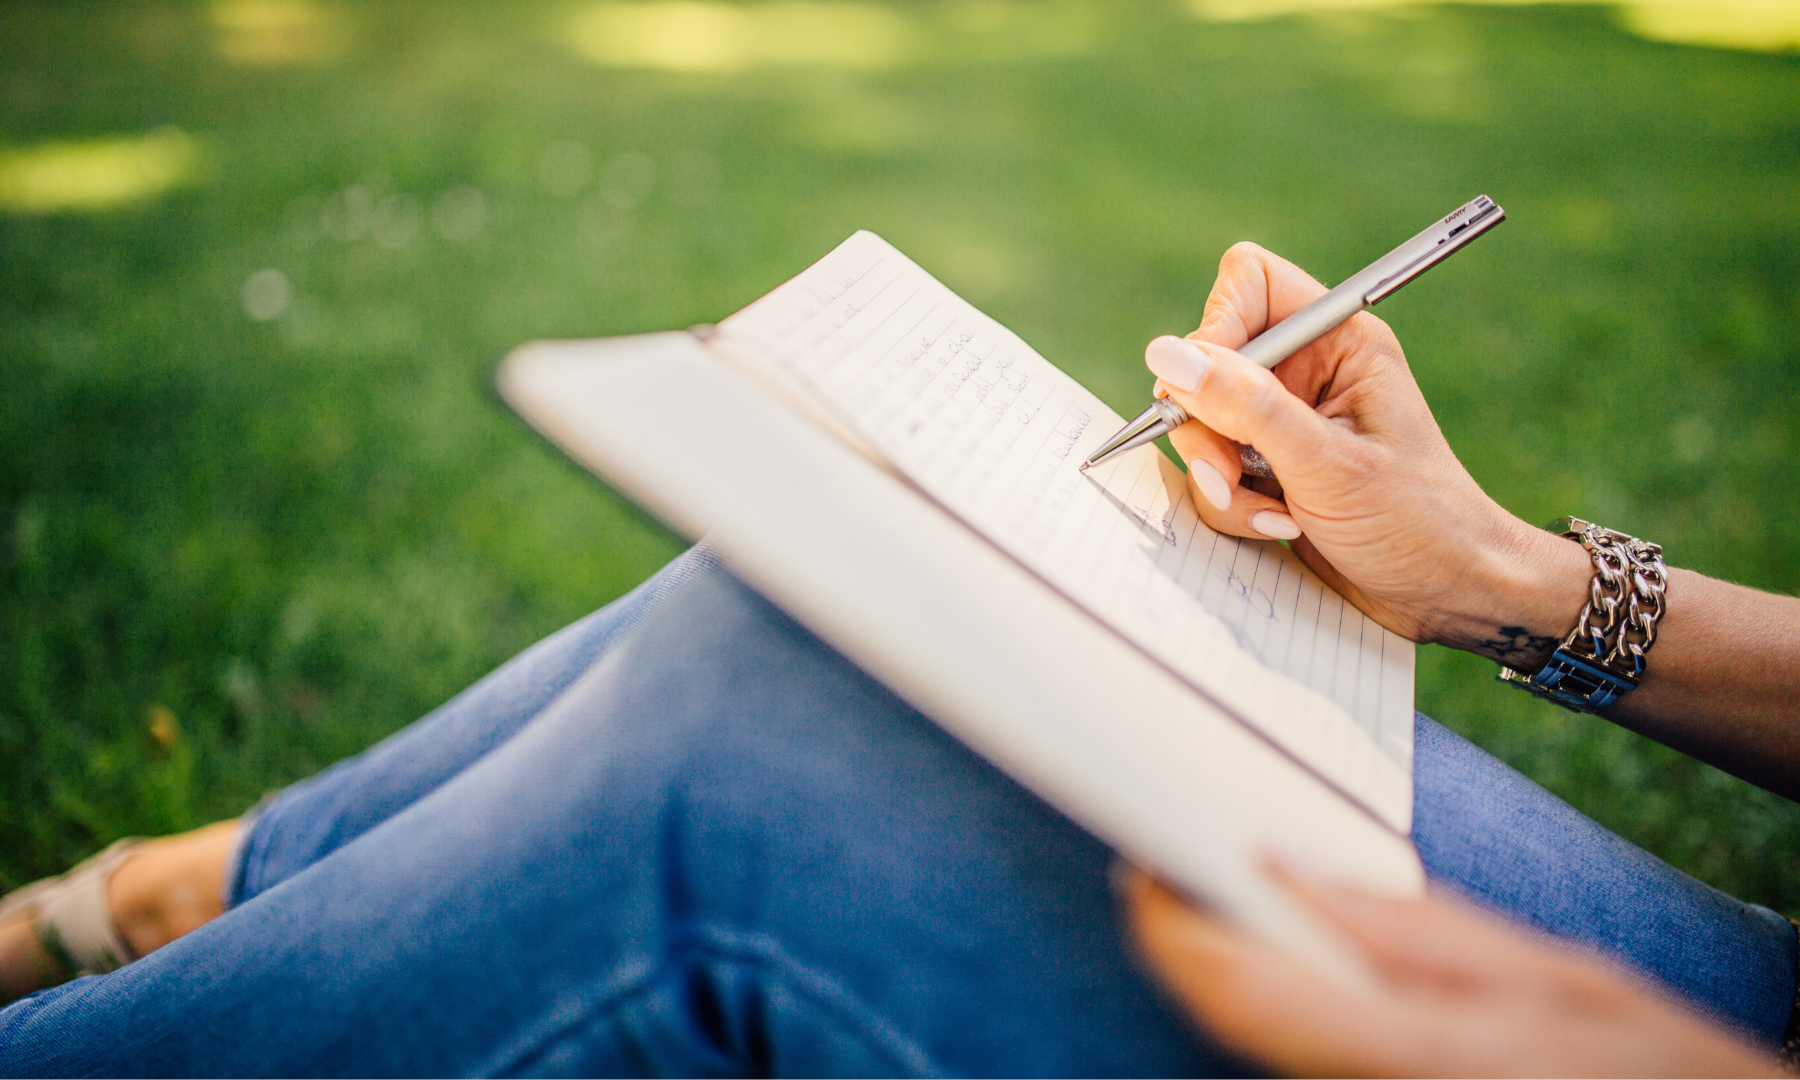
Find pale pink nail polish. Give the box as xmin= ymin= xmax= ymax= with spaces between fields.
xmin=1250 ymin=510 xmax=1301 ymax=540
xmin=1187 ymin=459 xmax=1232 ymax=511
xmin=1144 ymin=335 xmax=1211 ymax=392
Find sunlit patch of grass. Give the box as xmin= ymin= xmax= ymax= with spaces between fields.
xmin=567 ymin=1 xmax=914 ymax=71
xmin=1619 ymin=1 xmax=1800 ymax=53
xmin=211 ymin=0 xmax=349 ymax=65
xmin=564 ymin=0 xmax=1101 ymax=71
xmin=1185 ymin=0 xmax=1800 ymax=53
xmin=0 ymin=129 xmax=201 ymax=213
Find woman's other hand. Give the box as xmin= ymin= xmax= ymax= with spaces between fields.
xmin=1121 ymin=867 xmax=1779 ymax=1078
xmin=1145 ymin=242 xmax=1588 ymax=669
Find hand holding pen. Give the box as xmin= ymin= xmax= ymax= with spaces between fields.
xmin=1082 ymin=195 xmax=1504 ymax=477
xmin=1102 ymin=213 xmax=1595 ymax=657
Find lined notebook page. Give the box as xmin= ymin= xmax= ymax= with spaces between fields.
xmin=714 ymin=231 xmax=1414 ymax=830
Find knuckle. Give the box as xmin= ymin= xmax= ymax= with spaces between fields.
xmin=1212 ymin=244 xmax=1266 ymax=294
xmin=1198 ymin=292 xmax=1233 ymax=327
xmin=1221 ymin=240 xmax=1265 ymax=267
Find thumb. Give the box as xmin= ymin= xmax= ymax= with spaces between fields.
xmin=1145 ymin=335 xmax=1336 ymax=473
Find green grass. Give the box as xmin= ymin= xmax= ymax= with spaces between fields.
xmin=4 ymin=2 xmax=1799 ymax=913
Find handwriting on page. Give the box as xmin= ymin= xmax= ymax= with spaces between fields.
xmin=719 ymin=232 xmax=1413 ymax=829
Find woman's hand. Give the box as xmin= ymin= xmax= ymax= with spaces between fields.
xmin=1151 ymin=243 xmax=1800 ymax=797
xmin=1145 ymin=242 xmax=1589 ymax=668
xmin=1121 ymin=867 xmax=1779 ymax=1078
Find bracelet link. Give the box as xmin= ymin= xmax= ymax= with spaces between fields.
xmin=1497 ymin=517 xmax=1667 ymax=714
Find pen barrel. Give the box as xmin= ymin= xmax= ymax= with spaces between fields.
xmin=1084 ymin=195 xmax=1502 ymax=472
xmin=1236 ymin=289 xmax=1368 ymax=369
xmin=1233 ymin=195 xmax=1502 ymax=371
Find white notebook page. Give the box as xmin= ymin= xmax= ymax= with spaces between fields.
xmin=715 ymin=231 xmax=1414 ymax=830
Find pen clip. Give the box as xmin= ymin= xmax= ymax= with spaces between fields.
xmin=1363 ymin=196 xmax=1505 ymax=306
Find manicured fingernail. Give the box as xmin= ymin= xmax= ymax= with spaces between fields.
xmin=1145 ymin=335 xmax=1211 ymax=392
xmin=1250 ymin=510 xmax=1301 ymax=540
xmin=1187 ymin=458 xmax=1232 ymax=511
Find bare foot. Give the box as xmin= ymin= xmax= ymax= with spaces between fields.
xmin=0 ymin=819 xmax=239 ymax=1004
xmin=107 ymin=820 xmax=239 ymax=958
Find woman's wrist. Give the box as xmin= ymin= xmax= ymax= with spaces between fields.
xmin=1430 ymin=514 xmax=1593 ymax=670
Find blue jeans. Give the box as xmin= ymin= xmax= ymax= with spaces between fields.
xmin=3 ymin=548 xmax=1794 ymax=1076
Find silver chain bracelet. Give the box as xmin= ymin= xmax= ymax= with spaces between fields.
xmin=1498 ymin=517 xmax=1668 ymax=713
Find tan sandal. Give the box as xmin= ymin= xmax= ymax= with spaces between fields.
xmin=0 ymin=838 xmax=144 ymax=986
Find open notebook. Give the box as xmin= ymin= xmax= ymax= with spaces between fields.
xmin=499 ymin=231 xmax=1423 ymax=973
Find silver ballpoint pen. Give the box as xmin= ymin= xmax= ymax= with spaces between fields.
xmin=1079 ymin=194 xmax=1505 ymax=475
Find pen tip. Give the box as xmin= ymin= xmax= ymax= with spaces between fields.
xmin=1077 ymin=461 xmax=1090 ymax=473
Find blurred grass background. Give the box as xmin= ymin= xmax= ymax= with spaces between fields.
xmin=3 ymin=0 xmax=1799 ymax=913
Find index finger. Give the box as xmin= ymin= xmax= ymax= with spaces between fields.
xmin=1190 ymin=242 xmax=1331 ymax=352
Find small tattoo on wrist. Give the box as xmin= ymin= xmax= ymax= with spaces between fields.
xmin=1471 ymin=625 xmax=1559 ymax=666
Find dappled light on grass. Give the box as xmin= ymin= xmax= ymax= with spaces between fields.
xmin=0 ymin=129 xmax=200 ymax=213
xmin=1618 ymin=1 xmax=1800 ymax=52
xmin=1185 ymin=0 xmax=1800 ymax=53
xmin=568 ymin=1 xmax=913 ymax=71
xmin=211 ymin=0 xmax=349 ymax=65
xmin=565 ymin=0 xmax=1099 ymax=71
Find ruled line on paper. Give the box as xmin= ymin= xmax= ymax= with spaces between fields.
xmin=718 ymin=231 xmax=1414 ymax=830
